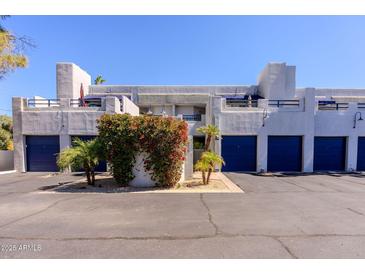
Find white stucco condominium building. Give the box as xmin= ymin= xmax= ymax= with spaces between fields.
xmin=12 ymin=62 xmax=365 ymax=175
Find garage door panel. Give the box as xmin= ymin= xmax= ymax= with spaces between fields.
xmin=268 ymin=136 xmax=302 ymax=172
xmin=314 ymin=137 xmax=346 ymax=171
xmin=357 ymin=137 xmax=365 ymax=171
xmin=221 ymin=136 xmax=256 ymax=172
xmin=26 ymin=136 xmax=59 ymax=172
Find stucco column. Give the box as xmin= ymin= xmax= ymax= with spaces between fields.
xmin=60 ymin=135 xmax=71 ymax=151
xmin=12 ymin=97 xmax=26 ymax=172
xmin=172 ymin=104 xmax=176 ymax=116
xmin=59 ymin=98 xmax=70 ymax=108
xmin=303 ymin=88 xmax=315 ymax=172
xmin=59 ymin=134 xmax=71 ymax=173
xmin=347 ymin=135 xmax=358 ymax=171
xmin=257 ymin=132 xmax=268 ymax=172
xmin=303 ymin=135 xmax=314 ymax=172
xmin=214 ymin=114 xmax=221 ymax=156
xmin=183 ymin=135 xmax=193 ymax=180
xmin=347 ymin=102 xmax=358 ymax=171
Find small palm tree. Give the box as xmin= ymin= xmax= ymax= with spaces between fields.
xmin=57 ymin=138 xmax=103 ymax=186
xmin=194 ymin=151 xmax=225 ymax=184
xmin=197 ymin=124 xmax=220 ymax=151
xmin=94 ymin=75 xmax=106 ymax=85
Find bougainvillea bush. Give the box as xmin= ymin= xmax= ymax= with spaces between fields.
xmin=97 ymin=114 xmax=188 ymax=188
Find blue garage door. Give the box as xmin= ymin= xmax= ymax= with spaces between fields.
xmin=221 ymin=136 xmax=256 ymax=172
xmin=71 ymin=135 xmax=107 ymax=172
xmin=26 ymin=136 xmax=59 ymax=172
xmin=357 ymin=137 xmax=365 ymax=171
xmin=268 ymin=136 xmax=302 ymax=172
xmin=314 ymin=137 xmax=346 ymax=171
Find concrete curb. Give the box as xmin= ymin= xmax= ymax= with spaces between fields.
xmin=216 ymin=172 xmax=244 ymax=193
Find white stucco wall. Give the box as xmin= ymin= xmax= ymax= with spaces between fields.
xmin=176 ymin=106 xmax=194 ymax=115
xmin=57 ymin=63 xmax=91 ymax=99
xmin=130 ymin=143 xmax=192 ymax=187
xmin=315 ymin=102 xmax=365 ymax=171
xmin=130 ymin=153 xmax=156 ymax=187
xmin=13 ymin=61 xmax=365 ymax=175
xmin=258 ymin=62 xmax=296 ymax=100
xmin=0 ymin=150 xmax=14 ymax=171
xmin=12 ymin=95 xmax=140 ymax=172
xmin=217 ymin=88 xmax=316 ymax=172
xmin=122 ymin=96 xmax=140 ymax=116
xmin=151 ymin=105 xmax=173 ymax=116
xmin=21 ymin=110 xmax=103 ymax=136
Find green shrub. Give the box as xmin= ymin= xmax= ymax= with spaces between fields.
xmin=195 ymin=151 xmax=225 ymax=184
xmin=193 ymin=141 xmax=204 ymax=149
xmin=0 ymin=115 xmax=13 ymax=150
xmin=97 ymin=114 xmax=188 ymax=188
xmin=57 ymin=138 xmax=104 ymax=186
xmin=197 ymin=124 xmax=219 ymax=151
xmin=0 ymin=128 xmax=12 ymax=150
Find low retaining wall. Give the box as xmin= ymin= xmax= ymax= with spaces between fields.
xmin=130 ymin=152 xmax=190 ymax=187
xmin=0 ymin=150 xmax=14 ymax=171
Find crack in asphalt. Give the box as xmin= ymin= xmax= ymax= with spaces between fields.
xmin=330 ymin=176 xmax=365 ymax=187
xmin=1 ymin=233 xmax=365 ymax=242
xmin=273 ymin=237 xmax=298 ymax=258
xmin=200 ymin=193 xmax=219 ymax=235
xmin=0 ymin=196 xmax=79 ymax=229
xmin=2 ymin=173 xmax=365 ymax=258
xmin=275 ymin=177 xmax=315 ymax=192
xmin=347 ymin=207 xmax=365 ymax=216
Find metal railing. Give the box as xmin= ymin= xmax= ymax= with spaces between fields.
xmin=318 ymin=101 xmax=348 ymax=110
xmin=182 ymin=114 xmax=202 ymax=121
xmin=268 ymin=100 xmax=300 ymax=108
xmin=225 ymin=99 xmax=258 ymax=108
xmin=358 ymin=103 xmax=365 ymax=109
xmin=70 ymin=99 xmax=81 ymax=107
xmin=70 ymin=98 xmax=102 ymax=108
xmin=27 ymin=98 xmax=60 ymax=107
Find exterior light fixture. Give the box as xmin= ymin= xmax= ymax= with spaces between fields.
xmin=354 ymin=111 xmax=363 ymax=128
xmin=262 ymin=108 xmax=268 ymax=127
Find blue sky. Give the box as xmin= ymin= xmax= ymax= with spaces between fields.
xmin=1 ymin=16 xmax=365 ymax=115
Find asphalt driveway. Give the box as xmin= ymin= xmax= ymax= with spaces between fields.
xmin=1 ymin=171 xmax=365 ymax=258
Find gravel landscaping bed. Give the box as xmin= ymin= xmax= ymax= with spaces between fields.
xmin=39 ymin=172 xmax=241 ymax=193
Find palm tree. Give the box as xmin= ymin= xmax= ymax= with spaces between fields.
xmin=194 ymin=151 xmax=225 ymax=184
xmin=94 ymin=75 xmax=106 ymax=85
xmin=197 ymin=124 xmax=220 ymax=151
xmin=57 ymin=138 xmax=103 ymax=186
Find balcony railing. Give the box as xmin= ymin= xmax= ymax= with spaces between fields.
xmin=268 ymin=100 xmax=300 ymax=108
xmin=70 ymin=99 xmax=81 ymax=107
xmin=225 ymin=98 xmax=258 ymax=108
xmin=27 ymin=98 xmax=60 ymax=107
xmin=70 ymin=98 xmax=102 ymax=108
xmin=182 ymin=114 xmax=202 ymax=121
xmin=318 ymin=101 xmax=348 ymax=110
xmin=358 ymin=103 xmax=365 ymax=109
